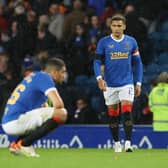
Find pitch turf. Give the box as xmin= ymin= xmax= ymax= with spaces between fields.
xmin=0 ymin=149 xmax=167 ymax=168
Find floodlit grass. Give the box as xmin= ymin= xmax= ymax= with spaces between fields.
xmin=0 ymin=148 xmax=167 ymax=168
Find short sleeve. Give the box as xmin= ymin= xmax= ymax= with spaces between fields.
xmin=36 ymin=73 xmax=56 ymax=95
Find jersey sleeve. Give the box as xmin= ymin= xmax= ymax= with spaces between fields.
xmin=37 ymin=73 xmax=56 ymax=96
xmin=96 ymin=38 xmax=105 ymax=55
xmin=94 ymin=38 xmax=105 ymax=78
xmin=131 ymin=38 xmax=143 ymax=84
xmin=132 ymin=37 xmax=140 ymax=56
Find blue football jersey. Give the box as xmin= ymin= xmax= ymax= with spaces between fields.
xmin=2 ymin=71 xmax=56 ymax=123
xmin=94 ymin=34 xmax=142 ymax=87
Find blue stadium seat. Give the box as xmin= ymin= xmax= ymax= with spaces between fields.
xmin=157 ymin=52 xmax=168 ymax=65
xmin=74 ymin=75 xmax=89 ymax=86
xmin=87 ymin=76 xmax=97 ymax=85
xmin=158 ymin=64 xmax=168 ymax=72
xmin=160 ymin=21 xmax=168 ymax=33
xmin=144 ymin=63 xmax=160 ymax=75
xmin=142 ymin=84 xmax=150 ymax=93
xmin=148 ymin=32 xmax=161 ymax=41
xmin=143 ymin=74 xmax=158 ymax=85
xmin=142 ymin=73 xmax=158 ymax=93
xmin=91 ymin=96 xmax=105 ymax=113
xmin=87 ymin=76 xmax=100 ymax=96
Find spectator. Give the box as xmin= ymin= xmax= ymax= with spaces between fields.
xmin=99 ymin=0 xmax=116 ymax=24
xmin=0 ymin=3 xmax=8 ymax=32
xmin=32 ymin=50 xmax=49 ymax=71
xmin=63 ymin=0 xmax=86 ymax=40
xmin=0 ymin=50 xmax=9 ymax=74
xmin=0 ymin=30 xmax=12 ymax=55
xmin=21 ymin=55 xmax=34 ymax=77
xmin=38 ymin=14 xmax=49 ymax=28
xmin=89 ymin=15 xmax=102 ymax=42
xmin=67 ymin=23 xmax=89 ymax=77
xmin=71 ymin=97 xmax=99 ymax=124
xmin=25 ymin=10 xmax=38 ymax=54
xmin=31 ymin=0 xmax=50 ymax=15
xmin=36 ymin=25 xmax=58 ymax=55
xmin=0 ymin=51 xmax=19 ymax=121
xmin=102 ymin=16 xmax=112 ymax=36
xmin=149 ymin=72 xmax=168 ymax=131
xmin=87 ymin=0 xmax=106 ymax=16
xmin=48 ymin=2 xmax=64 ymax=41
xmin=132 ymin=92 xmax=152 ymax=124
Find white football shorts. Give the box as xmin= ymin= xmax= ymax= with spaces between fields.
xmin=103 ymin=84 xmax=134 ymax=105
xmin=2 ymin=107 xmax=54 ymax=135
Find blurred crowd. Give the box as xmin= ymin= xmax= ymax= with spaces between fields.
xmin=0 ymin=0 xmax=168 ymax=124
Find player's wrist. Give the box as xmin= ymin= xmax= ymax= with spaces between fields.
xmin=96 ymin=75 xmax=103 ymax=81
xmin=136 ymin=82 xmax=141 ymax=86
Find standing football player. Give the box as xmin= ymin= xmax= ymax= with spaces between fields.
xmin=93 ymin=14 xmax=143 ymax=152
xmin=2 ymin=58 xmax=67 ymax=157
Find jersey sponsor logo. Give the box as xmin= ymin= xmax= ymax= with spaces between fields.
xmin=111 ymin=52 xmax=129 ymax=59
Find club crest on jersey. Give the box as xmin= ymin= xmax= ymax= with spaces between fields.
xmin=124 ymin=41 xmax=130 ymax=50
xmin=108 ymin=44 xmax=114 ymax=48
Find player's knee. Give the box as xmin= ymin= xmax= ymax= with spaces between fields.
xmin=61 ymin=108 xmax=68 ymax=122
xmin=53 ymin=108 xmax=68 ymax=124
xmin=108 ymin=106 xmax=119 ymax=117
xmin=121 ymin=103 xmax=132 ymax=113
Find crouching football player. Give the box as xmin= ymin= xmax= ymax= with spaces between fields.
xmin=1 ymin=58 xmax=67 ymax=157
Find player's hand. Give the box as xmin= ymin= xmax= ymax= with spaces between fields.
xmin=135 ymin=84 xmax=141 ymax=97
xmin=97 ymin=78 xmax=107 ymax=91
xmin=41 ymin=102 xmax=49 ymax=107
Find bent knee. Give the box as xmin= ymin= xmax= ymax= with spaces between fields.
xmin=53 ymin=108 xmax=68 ymax=123
xmin=60 ymin=108 xmax=68 ymax=122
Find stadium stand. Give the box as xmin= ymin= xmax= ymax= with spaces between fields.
xmin=0 ymin=0 xmax=168 ymax=124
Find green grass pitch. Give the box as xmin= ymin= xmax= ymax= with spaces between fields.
xmin=0 ymin=149 xmax=168 ymax=168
